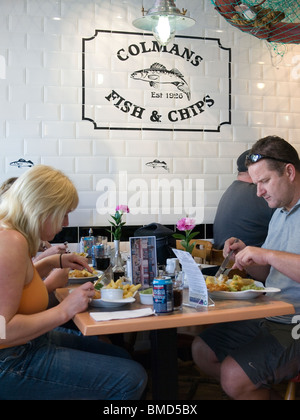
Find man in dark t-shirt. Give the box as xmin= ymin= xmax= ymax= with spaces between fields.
xmin=213 ymin=150 xmax=275 ymax=250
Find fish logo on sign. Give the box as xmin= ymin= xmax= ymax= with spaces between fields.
xmin=131 ymin=62 xmax=191 ymax=100
xmin=0 ymin=315 xmax=5 ymax=339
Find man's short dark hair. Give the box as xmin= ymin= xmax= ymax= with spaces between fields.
xmin=247 ymin=135 xmax=300 ymax=174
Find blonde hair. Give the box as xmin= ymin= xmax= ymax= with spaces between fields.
xmin=0 ymin=165 xmax=78 ymax=257
xmin=0 ymin=177 xmax=17 ymax=198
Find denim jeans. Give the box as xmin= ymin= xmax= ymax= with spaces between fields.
xmin=0 ymin=329 xmax=147 ymax=400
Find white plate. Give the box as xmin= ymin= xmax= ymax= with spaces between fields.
xmin=208 ymin=281 xmax=281 ymax=300
xmin=89 ymin=297 xmax=135 ymax=308
xmin=68 ymin=270 xmax=102 ymax=284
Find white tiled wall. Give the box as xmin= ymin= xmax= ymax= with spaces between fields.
xmin=1 ymin=0 xmax=300 ymax=227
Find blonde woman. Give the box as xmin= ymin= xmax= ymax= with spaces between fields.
xmin=0 ymin=176 xmax=69 ymax=259
xmin=0 ymin=165 xmax=147 ymax=400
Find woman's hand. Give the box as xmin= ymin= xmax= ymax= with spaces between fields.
xmin=34 ymin=243 xmax=68 ymax=262
xmin=34 ymin=253 xmax=92 ymax=279
xmin=59 ymin=282 xmax=95 ymax=320
xmin=59 ymin=253 xmax=92 ymax=272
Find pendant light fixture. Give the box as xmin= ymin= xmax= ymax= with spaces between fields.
xmin=132 ymin=0 xmax=195 ymax=47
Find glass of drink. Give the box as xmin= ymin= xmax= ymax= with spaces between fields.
xmin=95 ymin=244 xmax=111 ymax=271
xmin=173 ymin=272 xmax=183 ymax=311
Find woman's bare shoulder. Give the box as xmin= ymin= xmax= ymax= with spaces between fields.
xmin=0 ymin=228 xmax=27 ymax=243
xmin=0 ymin=229 xmax=29 ymax=260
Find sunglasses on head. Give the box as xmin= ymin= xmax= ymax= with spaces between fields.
xmin=246 ymin=153 xmax=293 ymax=164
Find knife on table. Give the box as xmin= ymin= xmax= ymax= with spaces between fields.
xmin=215 ymin=238 xmax=239 ymax=278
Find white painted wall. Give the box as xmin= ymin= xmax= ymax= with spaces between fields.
xmin=1 ymin=0 xmax=300 ymax=227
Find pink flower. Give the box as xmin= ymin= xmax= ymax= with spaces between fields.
xmin=116 ymin=205 xmax=130 ymax=213
xmin=176 ymin=217 xmax=196 ymax=232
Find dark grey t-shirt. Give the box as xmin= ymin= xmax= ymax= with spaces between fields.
xmin=213 ymin=180 xmax=275 ymax=249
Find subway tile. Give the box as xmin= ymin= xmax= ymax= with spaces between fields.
xmin=45 ymin=86 xmax=79 ymax=104
xmin=204 ymin=158 xmax=232 ymax=175
xmin=235 ymin=95 xmax=263 ymax=112
xmin=60 ymin=139 xmax=93 ymax=156
xmin=6 ymin=121 xmax=41 ymax=139
xmin=42 ymin=156 xmax=75 ymax=172
xmin=25 ymin=139 xmax=58 ymax=155
xmin=126 ymin=140 xmax=157 ymax=157
xmin=220 ymin=143 xmax=250 ymax=159
xmin=42 ymin=121 xmax=76 ymax=139
xmin=189 ymin=142 xmax=218 ymax=157
xmin=109 ymin=157 xmax=141 ymax=174
xmin=290 ymin=98 xmax=300 ymax=113
xmin=26 ymin=68 xmax=61 ymax=86
xmin=70 ymin=209 xmax=93 ymax=227
xmin=263 ymin=97 xmax=290 ymax=112
xmin=2 ymin=103 xmax=25 ymax=120
xmin=44 ymin=17 xmax=78 ymax=35
xmin=9 ymin=85 xmax=44 ymax=103
xmin=173 ymin=158 xmax=203 ymax=174
xmin=93 ymin=139 xmax=125 ymax=157
xmin=249 ymin=111 xmax=276 ymax=127
xmin=60 ymin=69 xmax=81 ymax=87
xmin=76 ymin=156 xmax=108 ymax=173
xmin=232 ymin=126 xmax=261 ymax=143
xmin=3 ymin=140 xmax=25 ymax=156
xmin=249 ymin=80 xmax=276 ymax=96
xmin=26 ymin=103 xmax=60 ymax=120
xmin=276 ymin=82 xmax=300 ymax=97
xmin=77 ymin=190 xmax=100 ymax=209
xmin=276 ymin=113 xmax=300 ymax=128
xmin=9 ymin=15 xmax=44 ymax=33
xmin=27 ymin=34 xmax=61 ymax=50
xmin=69 ymin=173 xmax=93 ymax=191
xmin=159 ymin=141 xmax=188 ymax=157
xmin=61 ymin=104 xmax=81 ymax=121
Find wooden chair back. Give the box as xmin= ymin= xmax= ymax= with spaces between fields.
xmin=176 ymin=239 xmax=213 ymax=263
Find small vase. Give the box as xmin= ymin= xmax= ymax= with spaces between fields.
xmin=113 ymin=239 xmax=125 ymax=281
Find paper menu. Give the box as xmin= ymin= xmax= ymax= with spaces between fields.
xmin=172 ymin=248 xmax=208 ymax=307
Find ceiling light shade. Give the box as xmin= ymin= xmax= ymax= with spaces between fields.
xmin=132 ymin=0 xmax=195 ymax=46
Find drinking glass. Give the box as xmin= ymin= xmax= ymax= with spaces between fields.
xmin=173 ymin=272 xmax=183 ymax=311
xmin=95 ymin=244 xmax=111 ymax=271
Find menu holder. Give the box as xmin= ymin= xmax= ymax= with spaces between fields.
xmin=172 ymin=248 xmax=214 ymax=307
xmin=129 ymin=236 xmax=157 ymax=288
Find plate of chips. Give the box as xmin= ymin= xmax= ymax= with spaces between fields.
xmin=68 ymin=268 xmax=101 ymax=284
xmin=90 ymin=278 xmax=141 ymax=308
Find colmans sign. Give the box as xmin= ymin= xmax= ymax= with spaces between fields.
xmin=82 ymin=30 xmax=231 ymax=132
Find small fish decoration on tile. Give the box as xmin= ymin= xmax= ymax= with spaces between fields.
xmin=146 ymin=159 xmax=169 ymax=172
xmin=10 ymin=158 xmax=34 ymax=168
xmin=131 ymin=63 xmax=191 ymax=101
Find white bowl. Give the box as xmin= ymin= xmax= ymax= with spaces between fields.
xmin=139 ymin=292 xmax=153 ymax=305
xmin=101 ymin=288 xmax=123 ymax=300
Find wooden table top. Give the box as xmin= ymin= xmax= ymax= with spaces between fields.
xmin=55 ymin=287 xmax=295 ymax=336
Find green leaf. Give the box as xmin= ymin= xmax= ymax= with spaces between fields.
xmin=173 ymin=233 xmax=185 ymax=240
xmin=187 ymin=231 xmax=200 ymax=240
xmin=110 ymin=215 xmax=119 ymax=223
